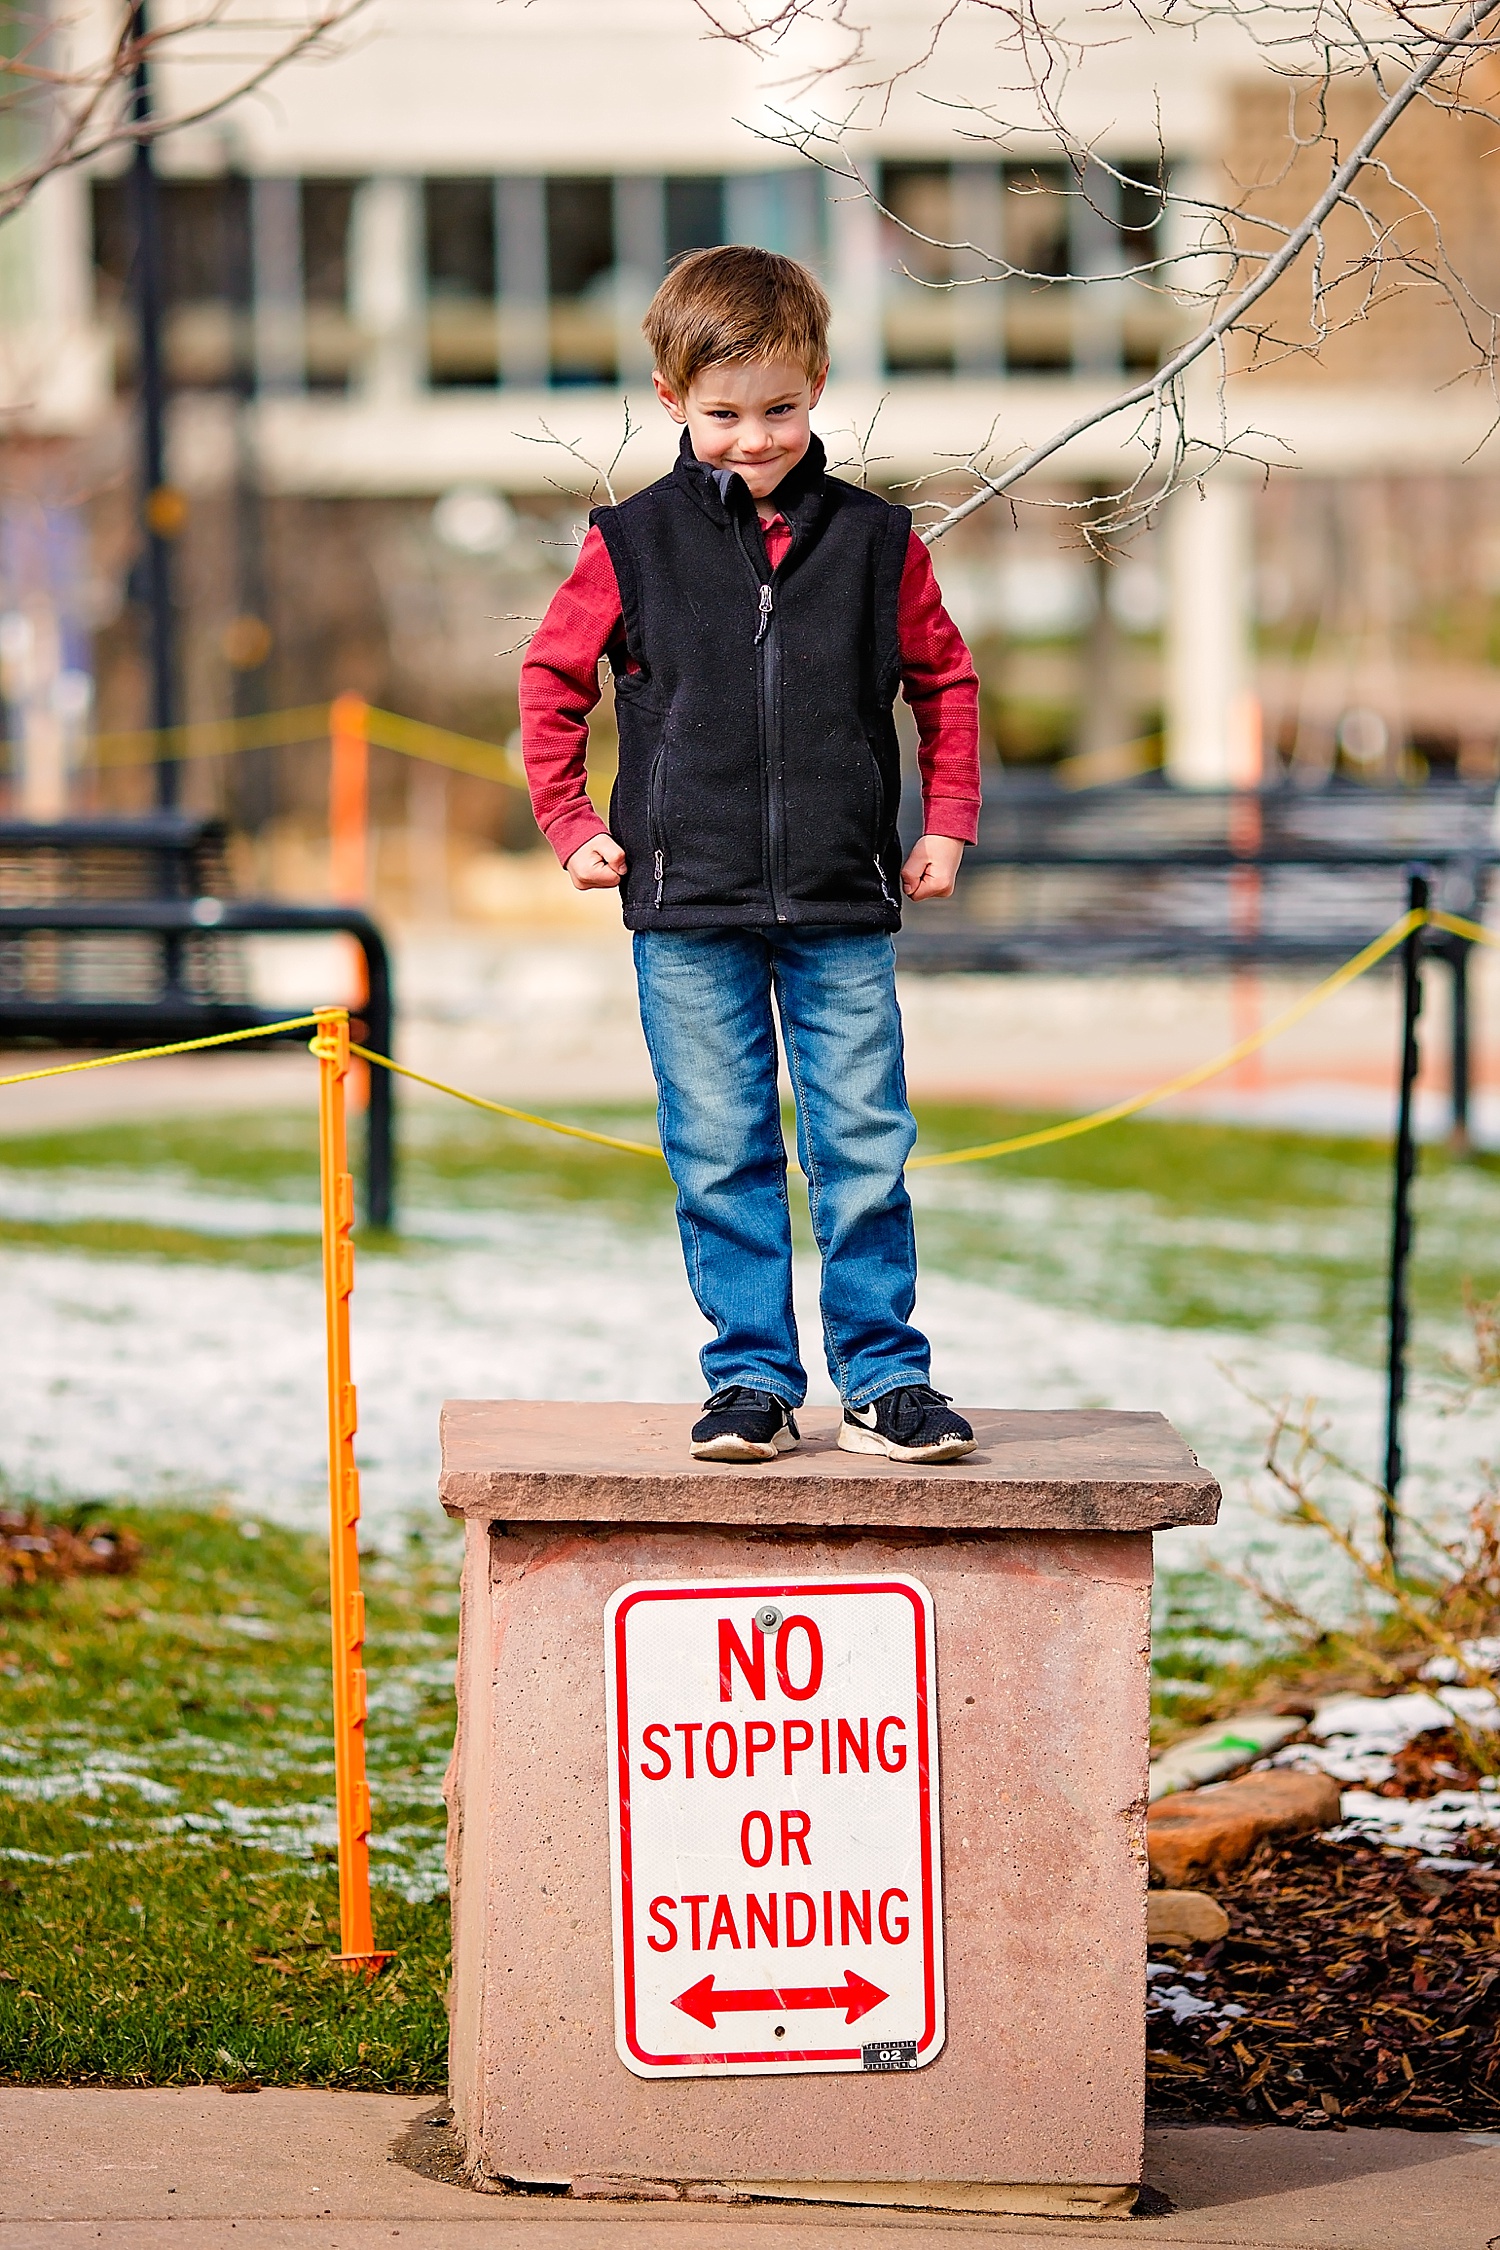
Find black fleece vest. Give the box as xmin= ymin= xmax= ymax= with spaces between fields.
xmin=593 ymin=433 xmax=912 ymax=931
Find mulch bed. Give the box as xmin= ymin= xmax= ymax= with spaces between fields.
xmin=1146 ymin=1820 xmax=1500 ymax=2130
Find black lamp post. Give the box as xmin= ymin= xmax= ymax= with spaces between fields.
xmin=130 ymin=1 xmax=178 ymax=810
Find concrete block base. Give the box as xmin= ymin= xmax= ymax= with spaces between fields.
xmin=440 ymin=1403 xmax=1220 ymax=2208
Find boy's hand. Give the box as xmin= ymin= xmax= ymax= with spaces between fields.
xmin=900 ymin=834 xmax=965 ymax=901
xmin=566 ymin=834 xmax=627 ymax=891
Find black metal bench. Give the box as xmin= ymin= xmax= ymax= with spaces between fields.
xmin=0 ymin=814 xmax=395 ymax=1226
xmin=896 ymin=779 xmax=1497 ymax=1140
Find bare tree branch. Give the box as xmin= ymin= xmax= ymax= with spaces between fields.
xmin=0 ymin=3 xmax=375 ymax=227
xmin=695 ymin=0 xmax=1500 ymax=542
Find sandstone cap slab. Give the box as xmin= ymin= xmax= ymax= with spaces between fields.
xmin=439 ymin=1401 xmax=1220 ymax=1532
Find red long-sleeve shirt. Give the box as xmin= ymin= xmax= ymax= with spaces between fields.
xmin=520 ymin=515 xmax=982 ymax=869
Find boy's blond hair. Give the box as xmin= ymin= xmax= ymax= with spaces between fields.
xmin=643 ymin=245 xmax=831 ymax=399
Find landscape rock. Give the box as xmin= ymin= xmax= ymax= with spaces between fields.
xmin=1147 ymin=1769 xmax=1343 ymax=1885
xmin=1148 ymin=1712 xmax=1305 ymax=1801
xmin=1147 ymin=1889 xmax=1231 ymax=1946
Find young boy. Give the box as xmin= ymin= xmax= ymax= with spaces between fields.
xmin=520 ymin=246 xmax=982 ymax=1465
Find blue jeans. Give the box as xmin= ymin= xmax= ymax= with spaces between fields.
xmin=633 ymin=926 xmax=930 ymax=1406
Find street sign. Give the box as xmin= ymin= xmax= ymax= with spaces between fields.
xmin=604 ymin=1573 xmax=944 ymax=2079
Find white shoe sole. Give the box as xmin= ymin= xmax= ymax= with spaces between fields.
xmin=691 ymin=1425 xmax=799 ymax=1463
xmin=838 ymin=1422 xmax=976 ymax=1465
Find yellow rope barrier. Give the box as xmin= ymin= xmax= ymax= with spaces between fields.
xmin=87 ymin=707 xmax=334 ymax=767
xmin=0 ymin=906 xmax=1484 ymax=1168
xmin=1430 ymin=908 xmax=1499 ymax=948
xmin=341 ymin=906 xmax=1449 ymax=1172
xmin=347 ymin=1044 xmax=665 ymax=1159
xmin=907 ymin=908 xmax=1427 ymax=1169
xmin=361 ymin=708 xmax=526 ymax=789
xmin=80 ymin=700 xmax=529 ymax=789
xmin=0 ymin=1015 xmax=324 ymax=1092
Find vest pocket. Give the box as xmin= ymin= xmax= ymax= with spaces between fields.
xmin=642 ymin=714 xmax=769 ymax=910
xmin=781 ymin=730 xmax=892 ymax=906
xmin=647 ymin=745 xmax=668 ymax=908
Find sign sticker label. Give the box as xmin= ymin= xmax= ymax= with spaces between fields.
xmin=604 ymin=1574 xmax=944 ymax=2079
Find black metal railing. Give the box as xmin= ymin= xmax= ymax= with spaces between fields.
xmin=0 ymin=816 xmax=395 ymax=1228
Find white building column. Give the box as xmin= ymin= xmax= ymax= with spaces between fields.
xmin=0 ymin=165 xmax=106 ymax=428
xmin=349 ymin=175 xmax=424 ymax=403
xmin=826 ymin=165 xmax=882 ymax=383
xmin=0 ymin=608 xmax=61 ymax=818
xmin=496 ymin=176 xmax=549 ymax=387
xmin=251 ymin=177 xmax=305 ymax=395
xmin=951 ymin=162 xmax=1005 ymax=376
xmin=1164 ymin=474 xmax=1258 ymax=787
xmin=613 ymin=176 xmax=664 ymax=383
xmin=725 ymin=170 xmax=823 ymax=264
xmin=1070 ymin=162 xmax=1124 ymax=379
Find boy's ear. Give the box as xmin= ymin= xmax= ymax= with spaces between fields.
xmin=652 ymin=369 xmax=688 ymax=422
xmin=809 ymin=361 xmax=830 ymax=409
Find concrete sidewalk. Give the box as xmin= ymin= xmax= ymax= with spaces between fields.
xmin=0 ymin=2090 xmax=1495 ymax=2249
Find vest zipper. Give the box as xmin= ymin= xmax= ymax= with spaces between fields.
xmin=735 ymin=523 xmax=786 ymax=923
xmin=653 ymin=849 xmax=664 ymax=907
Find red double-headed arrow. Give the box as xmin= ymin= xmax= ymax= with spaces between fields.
xmin=672 ymin=1970 xmax=887 ymax=2030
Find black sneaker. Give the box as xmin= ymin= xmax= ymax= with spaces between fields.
xmin=839 ymin=1386 xmax=975 ymax=1464
xmin=691 ymin=1387 xmax=801 ymax=1462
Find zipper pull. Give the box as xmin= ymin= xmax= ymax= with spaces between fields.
xmin=754 ymin=582 xmax=774 ymax=645
xmin=653 ymin=849 xmax=664 ymax=907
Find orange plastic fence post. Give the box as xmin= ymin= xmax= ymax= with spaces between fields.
xmin=328 ymin=694 xmax=369 ymax=905
xmin=313 ymin=1005 xmax=392 ymax=1972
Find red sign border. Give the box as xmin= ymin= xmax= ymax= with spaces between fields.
xmin=609 ymin=1576 xmax=941 ymax=2072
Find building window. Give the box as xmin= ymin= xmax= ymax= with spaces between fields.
xmin=881 ymin=163 xmax=959 ymax=375
xmin=1002 ymin=163 xmax=1072 ymax=374
xmin=91 ymin=175 xmax=251 ymax=390
xmin=877 ymin=157 xmax=1173 ymax=379
xmin=1118 ymin=161 xmax=1169 ymax=374
xmin=301 ymin=180 xmax=358 ymax=390
xmin=546 ymin=176 xmax=616 ymax=384
xmin=425 ymin=180 xmax=497 ymax=387
xmin=666 ymin=176 xmax=724 ymax=263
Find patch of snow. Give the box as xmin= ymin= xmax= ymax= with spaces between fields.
xmin=1270 ymin=1685 xmax=1500 ymax=1788
xmin=1146 ymin=1965 xmax=1245 ymax=2025
xmin=1310 ymin=1689 xmax=1499 ymax=1747
xmin=1332 ymin=1782 xmax=1500 ymax=1854
xmin=0 ymin=1751 xmax=178 ymax=1805
xmin=1422 ymin=1636 xmax=1500 ymax=1685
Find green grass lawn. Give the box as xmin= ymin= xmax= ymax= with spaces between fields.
xmin=0 ymin=1505 xmax=455 ymax=2088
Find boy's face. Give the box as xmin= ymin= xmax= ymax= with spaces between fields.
xmin=652 ymin=356 xmax=829 ymax=503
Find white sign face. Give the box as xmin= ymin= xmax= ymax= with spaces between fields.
xmin=604 ymin=1573 xmax=943 ymax=2079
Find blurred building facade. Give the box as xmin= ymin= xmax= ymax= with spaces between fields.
xmin=4 ymin=0 xmax=1500 ymax=864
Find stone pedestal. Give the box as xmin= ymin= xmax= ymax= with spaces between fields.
xmin=440 ymin=1402 xmax=1218 ymax=2217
